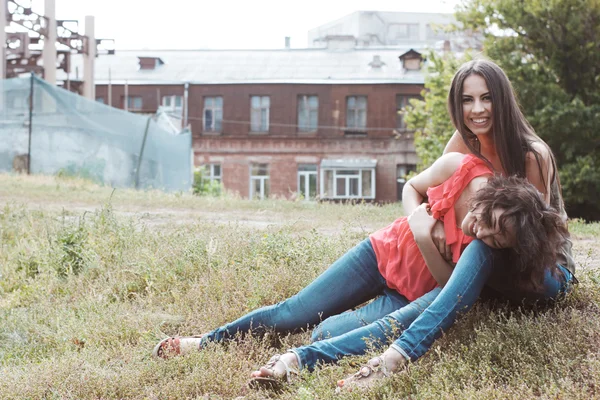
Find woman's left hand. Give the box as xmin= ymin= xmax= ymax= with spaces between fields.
xmin=407 ymin=203 xmax=437 ymax=240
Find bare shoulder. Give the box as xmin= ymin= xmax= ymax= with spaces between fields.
xmin=527 ymin=140 xmax=552 ymax=162
xmin=434 ymin=152 xmax=466 ymax=172
xmin=443 ymin=131 xmax=470 ymax=154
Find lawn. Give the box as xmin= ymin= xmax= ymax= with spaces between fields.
xmin=1 ymin=173 xmax=599 ymax=399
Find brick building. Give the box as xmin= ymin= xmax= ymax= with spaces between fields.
xmin=59 ymin=44 xmax=432 ymax=202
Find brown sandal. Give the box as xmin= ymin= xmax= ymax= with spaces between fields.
xmin=247 ymin=354 xmax=299 ymax=392
xmin=152 ymin=334 xmax=204 ymax=359
xmin=335 ymin=356 xmax=390 ymax=393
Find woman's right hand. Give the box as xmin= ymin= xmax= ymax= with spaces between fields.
xmin=431 ymin=220 xmax=452 ymax=262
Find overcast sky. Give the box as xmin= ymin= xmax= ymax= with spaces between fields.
xmin=24 ymin=0 xmax=461 ymax=50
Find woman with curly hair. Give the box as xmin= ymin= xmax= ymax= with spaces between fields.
xmin=334 ymin=59 xmax=577 ymax=391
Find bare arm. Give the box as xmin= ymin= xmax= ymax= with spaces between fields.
xmin=402 ymin=152 xmax=465 ymax=215
xmin=404 ymin=153 xmax=465 ymax=286
xmin=408 ymin=204 xmax=454 ymax=286
xmin=525 ymin=141 xmax=553 ymax=204
xmin=403 ymin=147 xmax=467 ymax=261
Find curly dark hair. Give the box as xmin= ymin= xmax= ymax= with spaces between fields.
xmin=471 ymin=175 xmax=569 ymax=291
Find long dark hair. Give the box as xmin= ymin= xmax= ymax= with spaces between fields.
xmin=447 ymin=59 xmax=559 ymax=193
xmin=472 ymin=176 xmax=569 ymax=290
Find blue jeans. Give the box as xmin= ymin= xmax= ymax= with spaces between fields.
xmin=391 ymin=239 xmax=575 ymax=362
xmin=200 ymin=239 xmax=435 ymax=368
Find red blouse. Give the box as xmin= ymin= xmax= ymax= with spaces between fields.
xmin=370 ymin=154 xmax=492 ymax=301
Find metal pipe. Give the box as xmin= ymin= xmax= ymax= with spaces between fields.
xmin=27 ymin=73 xmax=34 ymax=175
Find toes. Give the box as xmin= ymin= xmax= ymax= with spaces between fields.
xmin=259 ymin=366 xmax=275 ymax=377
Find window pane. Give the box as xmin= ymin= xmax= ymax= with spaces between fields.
xmin=357 ymin=96 xmax=367 ymax=108
xmin=309 ymin=174 xmax=317 ymax=199
xmin=253 ymin=179 xmax=261 ymax=198
xmin=261 ymin=109 xmax=268 ymax=131
xmin=357 ymin=109 xmax=367 ymax=128
xmin=337 ymin=170 xmax=359 ymax=175
xmin=299 ymin=174 xmax=307 ymax=197
xmin=348 ymin=96 xmax=356 ymax=108
xmin=204 ymin=109 xmax=213 ymax=130
xmin=262 ymin=96 xmax=270 ymax=107
xmin=216 ymin=96 xmax=223 ymax=107
xmin=308 ymin=95 xmax=318 ymax=107
xmin=251 ymin=96 xmax=260 ymax=108
xmin=175 ymin=96 xmax=182 ymax=107
xmin=251 ymin=109 xmax=261 ymax=131
xmin=347 ymin=110 xmax=355 ymax=128
xmin=213 ymin=164 xmax=221 ymax=177
xmin=362 ymin=170 xmax=372 ymax=197
xmin=349 ymin=177 xmax=359 ymax=196
xmin=336 ymin=177 xmax=346 ymax=196
xmin=309 ymin=110 xmax=318 ymax=130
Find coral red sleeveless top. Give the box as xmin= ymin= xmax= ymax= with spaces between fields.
xmin=370 ymin=154 xmax=492 ymax=301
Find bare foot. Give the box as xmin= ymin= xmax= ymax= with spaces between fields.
xmin=336 ymin=347 xmax=407 ymax=392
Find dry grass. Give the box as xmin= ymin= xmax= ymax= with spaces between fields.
xmin=1 ymin=173 xmax=600 ymax=399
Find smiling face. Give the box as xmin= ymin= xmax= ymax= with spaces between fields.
xmin=461 ymin=205 xmax=516 ymax=249
xmin=462 ymin=74 xmax=493 ymax=137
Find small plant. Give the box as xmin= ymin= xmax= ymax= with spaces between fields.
xmin=53 ymin=220 xmax=89 ymax=278
xmin=192 ymin=166 xmax=223 ymax=196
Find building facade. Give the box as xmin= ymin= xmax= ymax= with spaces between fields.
xmin=58 ymin=13 xmax=457 ymax=202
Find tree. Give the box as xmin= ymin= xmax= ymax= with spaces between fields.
xmin=407 ymin=0 xmax=600 ymax=220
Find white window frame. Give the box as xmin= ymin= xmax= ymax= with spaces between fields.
xmin=203 ymin=96 xmax=223 ymax=132
xmin=249 ymin=163 xmax=270 ymax=200
xmin=162 ymin=95 xmax=183 ymax=113
xmin=202 ymin=163 xmax=222 ymax=183
xmin=297 ymin=95 xmax=319 ymax=132
xmin=297 ymin=165 xmax=318 ymax=201
xmin=320 ymin=168 xmax=376 ymax=200
xmin=250 ymin=96 xmax=270 ymax=132
xmin=346 ymin=96 xmax=367 ymax=130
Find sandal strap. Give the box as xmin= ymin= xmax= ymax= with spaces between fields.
xmin=355 ymin=356 xmax=390 ymax=379
xmin=264 ymin=353 xmax=299 ymax=382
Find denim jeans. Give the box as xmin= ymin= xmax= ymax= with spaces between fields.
xmin=201 ymin=239 xmax=427 ymax=347
xmin=292 ymin=240 xmax=574 ymax=370
xmin=391 ymin=239 xmax=575 ymax=362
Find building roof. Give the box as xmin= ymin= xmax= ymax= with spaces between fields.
xmin=58 ymin=47 xmax=430 ymax=86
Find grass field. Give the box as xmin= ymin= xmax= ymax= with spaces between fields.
xmin=1 ymin=173 xmax=600 ymax=399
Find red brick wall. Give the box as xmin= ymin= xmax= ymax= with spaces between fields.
xmin=95 ymin=82 xmax=422 ymax=202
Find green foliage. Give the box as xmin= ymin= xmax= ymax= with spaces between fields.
xmin=192 ymin=167 xmax=223 ymax=196
xmin=456 ymin=0 xmax=600 ymax=220
xmin=53 ymin=218 xmax=89 ymax=277
xmin=405 ymin=51 xmax=473 ymax=170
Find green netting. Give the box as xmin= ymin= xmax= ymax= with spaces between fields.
xmin=0 ymin=75 xmax=192 ymax=192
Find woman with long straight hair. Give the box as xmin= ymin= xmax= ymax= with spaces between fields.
xmin=333 ymin=58 xmax=577 ymax=391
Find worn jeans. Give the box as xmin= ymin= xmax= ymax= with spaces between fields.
xmin=200 ymin=239 xmax=435 ymax=359
xmin=202 ymin=239 xmax=574 ymax=371
xmin=391 ymin=239 xmax=574 ymax=361
xmin=292 ymin=240 xmax=574 ymax=370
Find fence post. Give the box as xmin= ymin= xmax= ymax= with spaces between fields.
xmin=27 ymin=72 xmax=34 ymax=175
xmin=134 ymin=116 xmax=152 ymax=189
